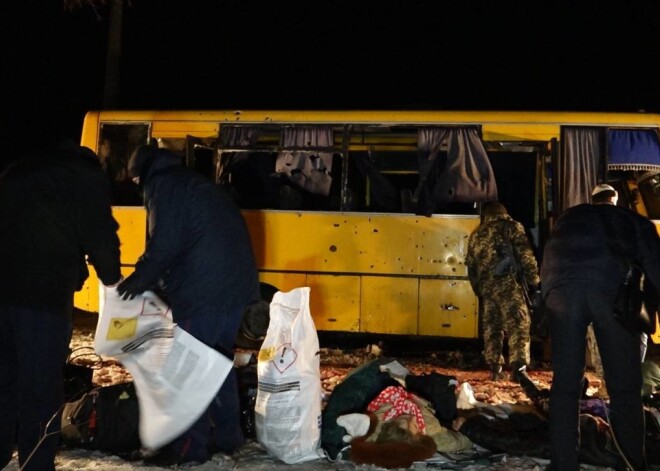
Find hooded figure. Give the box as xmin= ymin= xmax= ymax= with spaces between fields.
xmin=118 ymin=144 xmax=260 ymax=466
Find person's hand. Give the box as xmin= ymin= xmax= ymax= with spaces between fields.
xmin=116 ymin=275 xmax=143 ymax=301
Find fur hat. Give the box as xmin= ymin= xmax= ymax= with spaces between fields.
xmin=349 ymin=413 xmax=437 ymax=469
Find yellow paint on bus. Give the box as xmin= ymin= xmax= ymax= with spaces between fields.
xmin=76 ymin=109 xmax=660 ymax=343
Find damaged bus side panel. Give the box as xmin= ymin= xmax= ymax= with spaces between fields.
xmin=74 ymin=110 xmax=660 ymax=346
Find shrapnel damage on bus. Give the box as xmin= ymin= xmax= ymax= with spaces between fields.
xmin=75 ymin=110 xmax=660 ymax=347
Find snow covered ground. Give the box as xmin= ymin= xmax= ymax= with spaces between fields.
xmin=2 ymin=441 xmax=592 ymax=471
xmin=3 ymin=324 xmax=639 ymax=470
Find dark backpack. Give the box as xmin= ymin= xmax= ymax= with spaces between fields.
xmin=404 ymin=372 xmax=458 ymax=425
xmin=61 ymin=381 xmax=141 ymax=454
xmin=63 ymin=346 xmax=102 ymax=403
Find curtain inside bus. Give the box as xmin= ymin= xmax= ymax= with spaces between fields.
xmin=276 ymin=126 xmax=334 ymax=196
xmin=218 ymin=126 xmax=284 ymax=209
xmin=559 ymin=128 xmax=660 ymax=212
xmin=608 ymin=129 xmax=660 ymax=172
xmin=558 ymin=127 xmax=604 ymax=212
xmin=414 ymin=127 xmax=497 ymax=215
xmin=217 ymin=126 xmax=261 ymax=183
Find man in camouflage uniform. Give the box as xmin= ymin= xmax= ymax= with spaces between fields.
xmin=466 ymin=202 xmax=540 ymax=381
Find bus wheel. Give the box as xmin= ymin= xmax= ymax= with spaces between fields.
xmin=235 ymin=283 xmax=278 ymax=350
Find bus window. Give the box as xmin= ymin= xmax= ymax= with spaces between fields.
xmin=185 ymin=136 xmax=216 ymax=180
xmin=215 ymin=123 xmax=497 ymax=215
xmin=221 ymin=151 xmax=281 ymax=209
xmin=217 ymin=124 xmax=342 ymax=211
xmin=98 ymin=123 xmax=149 ymax=206
xmin=349 ymin=150 xmax=406 ymax=213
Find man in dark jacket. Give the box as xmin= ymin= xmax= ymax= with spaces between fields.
xmin=0 ymin=140 xmax=122 ymax=471
xmin=117 ymin=145 xmax=260 ymax=466
xmin=541 ymin=184 xmax=660 ymax=471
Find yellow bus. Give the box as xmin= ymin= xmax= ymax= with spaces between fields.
xmin=75 ymin=110 xmax=660 ymax=346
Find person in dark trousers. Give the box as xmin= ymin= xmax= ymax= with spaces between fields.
xmin=466 ymin=202 xmax=540 ymax=382
xmin=541 ymin=183 xmax=660 ymax=471
xmin=0 ymin=140 xmax=122 ymax=471
xmin=117 ymin=144 xmax=260 ymax=466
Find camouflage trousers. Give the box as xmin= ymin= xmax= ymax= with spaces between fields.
xmin=481 ymin=291 xmax=531 ymax=366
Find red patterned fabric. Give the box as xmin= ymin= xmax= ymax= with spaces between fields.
xmin=367 ymin=386 xmax=426 ymax=434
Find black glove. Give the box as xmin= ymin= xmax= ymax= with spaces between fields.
xmin=116 ymin=274 xmax=144 ymax=301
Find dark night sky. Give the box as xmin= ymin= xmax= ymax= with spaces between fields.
xmin=3 ymin=0 xmax=660 ymax=162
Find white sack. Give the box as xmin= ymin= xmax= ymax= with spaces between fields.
xmin=254 ymin=287 xmax=323 ymax=464
xmin=96 ymin=286 xmax=233 ymax=449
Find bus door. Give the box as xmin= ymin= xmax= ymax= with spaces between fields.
xmin=485 ymin=141 xmax=550 ymax=256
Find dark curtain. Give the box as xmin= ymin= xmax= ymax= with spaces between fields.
xmin=217 ymin=126 xmax=261 ymax=184
xmin=350 ymin=153 xmax=400 ymax=212
xmin=558 ymin=127 xmax=604 ymax=212
xmin=414 ymin=127 xmax=498 ymax=215
xmin=217 ymin=126 xmax=281 ymax=209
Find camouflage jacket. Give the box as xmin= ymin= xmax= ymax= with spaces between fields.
xmin=466 ymin=213 xmax=540 ymax=297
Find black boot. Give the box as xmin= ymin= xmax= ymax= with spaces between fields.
xmin=517 ymin=369 xmax=541 ymax=399
xmin=510 ymin=362 xmax=548 ymax=402
xmin=490 ymin=364 xmax=504 ymax=381
xmin=510 ymin=361 xmax=530 ymax=383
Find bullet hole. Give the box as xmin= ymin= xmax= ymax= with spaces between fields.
xmin=329 ymin=245 xmax=337 ymax=252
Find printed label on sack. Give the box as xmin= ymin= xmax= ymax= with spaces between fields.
xmin=258 ymin=343 xmax=297 ymax=373
xmin=258 ymin=346 xmax=276 ymax=363
xmin=106 ymin=316 xmax=138 ymax=340
xmin=272 ymin=343 xmax=296 ymax=373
